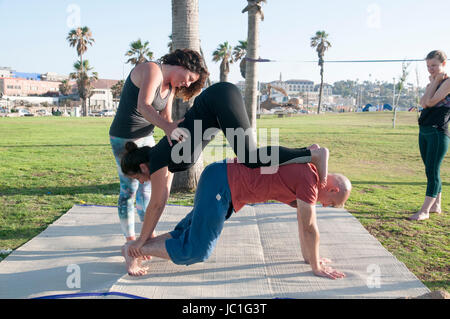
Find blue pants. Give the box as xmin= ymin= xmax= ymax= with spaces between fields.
xmin=165 ymin=161 xmax=232 ymax=265
xmin=110 ymin=135 xmax=155 ymax=237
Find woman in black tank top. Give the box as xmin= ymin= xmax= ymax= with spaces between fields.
xmin=109 ymin=49 xmax=209 ymax=241
xmin=411 ymin=50 xmax=450 ymax=221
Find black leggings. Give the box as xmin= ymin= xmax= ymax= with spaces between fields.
xmin=169 ymin=82 xmax=311 ymax=171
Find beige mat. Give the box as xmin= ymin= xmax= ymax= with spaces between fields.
xmin=0 ymin=204 xmax=429 ymax=299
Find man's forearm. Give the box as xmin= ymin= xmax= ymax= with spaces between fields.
xmin=302 ymin=227 xmax=321 ymax=272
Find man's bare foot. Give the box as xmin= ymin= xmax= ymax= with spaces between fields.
xmin=310 ymin=147 xmax=329 ymax=187
xmin=408 ymin=211 xmax=430 ymax=221
xmin=121 ymin=244 xmax=148 ymax=276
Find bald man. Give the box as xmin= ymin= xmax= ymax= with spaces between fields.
xmin=122 ymin=145 xmax=351 ymax=279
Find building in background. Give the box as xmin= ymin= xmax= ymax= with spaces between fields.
xmin=89 ymin=79 xmax=120 ymax=110
xmin=0 ymin=77 xmax=60 ymax=97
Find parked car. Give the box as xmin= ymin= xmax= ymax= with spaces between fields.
xmin=17 ymin=109 xmax=34 ymax=117
xmin=36 ymin=109 xmax=51 ymax=116
xmin=99 ymin=109 xmax=115 ymax=117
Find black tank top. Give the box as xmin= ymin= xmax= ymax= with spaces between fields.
xmin=418 ymin=79 xmax=450 ymax=137
xmin=109 ymin=62 xmax=172 ymax=139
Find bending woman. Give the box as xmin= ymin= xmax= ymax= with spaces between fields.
xmin=410 ymin=50 xmax=450 ymax=221
xmin=120 ymin=81 xmax=329 ymax=255
xmin=109 ymin=49 xmax=209 ymax=240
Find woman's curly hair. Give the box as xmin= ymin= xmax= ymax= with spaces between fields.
xmin=159 ymin=49 xmax=210 ymax=101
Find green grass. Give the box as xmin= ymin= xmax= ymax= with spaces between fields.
xmin=0 ymin=113 xmax=448 ymax=292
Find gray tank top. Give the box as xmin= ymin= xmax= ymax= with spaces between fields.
xmin=109 ymin=62 xmax=172 ymax=139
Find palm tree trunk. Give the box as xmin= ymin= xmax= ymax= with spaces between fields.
xmin=318 ymin=65 xmax=324 ymax=114
xmin=79 ymin=54 xmax=87 ymax=117
xmin=220 ymin=59 xmax=228 ymax=82
xmin=244 ymin=2 xmax=260 ymax=131
xmin=170 ymin=0 xmax=203 ymax=191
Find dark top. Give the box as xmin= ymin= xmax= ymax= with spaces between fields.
xmin=109 ymin=62 xmax=172 ymax=139
xmin=144 ymin=82 xmax=312 ymax=175
xmin=418 ymin=79 xmax=450 ymax=137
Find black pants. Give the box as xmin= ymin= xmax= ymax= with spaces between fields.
xmin=172 ymin=82 xmax=311 ymax=170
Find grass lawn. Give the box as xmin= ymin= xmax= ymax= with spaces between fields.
xmin=0 ymin=112 xmax=448 ymax=292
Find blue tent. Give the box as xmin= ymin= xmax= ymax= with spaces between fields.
xmin=383 ymin=104 xmax=393 ymax=111
xmin=362 ymin=104 xmax=372 ymax=112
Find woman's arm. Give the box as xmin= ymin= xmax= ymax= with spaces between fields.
xmin=127 ymin=167 xmax=173 ymax=257
xmin=136 ymin=63 xmax=180 ymax=144
xmin=422 ymin=75 xmax=450 ymax=108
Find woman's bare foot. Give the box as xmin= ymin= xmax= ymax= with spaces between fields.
xmin=310 ymin=147 xmax=329 ymax=187
xmin=429 ymin=205 xmax=442 ymax=214
xmin=121 ymin=244 xmax=148 ymax=276
xmin=408 ymin=211 xmax=430 ymax=221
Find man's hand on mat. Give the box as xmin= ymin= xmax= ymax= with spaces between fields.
xmin=313 ymin=265 xmax=346 ymax=280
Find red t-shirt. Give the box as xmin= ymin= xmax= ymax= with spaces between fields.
xmin=226 ymin=159 xmax=319 ymax=212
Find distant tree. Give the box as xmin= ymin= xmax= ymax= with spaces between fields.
xmin=125 ymin=39 xmax=153 ymax=65
xmin=212 ymin=41 xmax=233 ymax=82
xmin=392 ymin=62 xmax=410 ymax=128
xmin=59 ymin=79 xmax=72 ymax=96
xmin=70 ymin=60 xmax=98 ymax=116
xmin=66 ymin=26 xmax=95 ymax=73
xmin=111 ymin=80 xmax=124 ymax=108
xmin=233 ymin=40 xmax=248 ymax=79
xmin=310 ymin=30 xmax=332 ymax=114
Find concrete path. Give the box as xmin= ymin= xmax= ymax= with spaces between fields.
xmin=0 ymin=204 xmax=429 ymax=299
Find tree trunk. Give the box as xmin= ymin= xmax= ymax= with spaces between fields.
xmin=244 ymin=1 xmax=260 ymax=132
xmin=219 ymin=59 xmax=229 ymax=82
xmin=170 ymin=0 xmax=203 ymax=191
xmin=318 ymin=65 xmax=324 ymax=114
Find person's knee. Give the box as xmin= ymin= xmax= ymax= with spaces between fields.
xmin=171 ymin=243 xmax=214 ymax=266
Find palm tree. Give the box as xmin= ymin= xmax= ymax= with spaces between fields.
xmin=212 ymin=42 xmax=233 ymax=82
xmin=59 ymin=79 xmax=72 ymax=111
xmin=233 ymin=40 xmax=248 ymax=79
xmin=242 ymin=0 xmax=266 ymax=130
xmin=59 ymin=79 xmax=72 ymax=96
xmin=111 ymin=80 xmax=124 ymax=109
xmin=310 ymin=30 xmax=331 ymax=114
xmin=171 ymin=0 xmax=203 ymax=191
xmin=70 ymin=60 xmax=98 ymax=116
xmin=67 ymin=26 xmax=95 ymax=115
xmin=125 ymin=39 xmax=154 ymax=65
xmin=167 ymin=34 xmax=174 ymax=53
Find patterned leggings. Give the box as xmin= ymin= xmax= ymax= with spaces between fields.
xmin=110 ymin=135 xmax=155 ymax=237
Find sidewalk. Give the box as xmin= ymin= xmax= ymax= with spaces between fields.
xmin=0 ymin=204 xmax=429 ymax=299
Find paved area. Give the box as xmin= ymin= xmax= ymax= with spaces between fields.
xmin=0 ymin=204 xmax=429 ymax=299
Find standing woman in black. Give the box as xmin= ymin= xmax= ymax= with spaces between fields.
xmin=410 ymin=50 xmax=450 ymax=221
